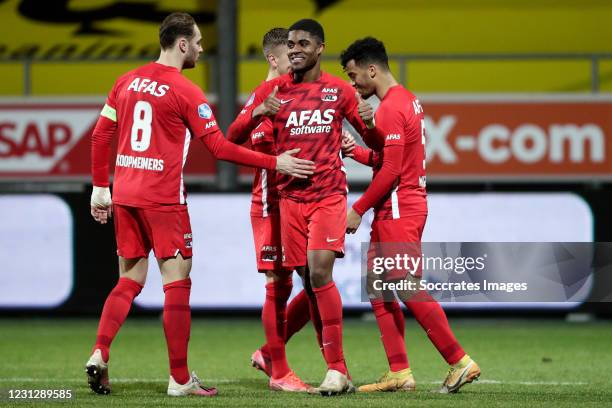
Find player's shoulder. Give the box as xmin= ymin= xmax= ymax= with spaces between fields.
xmin=268 ymin=74 xmax=292 ymax=91
xmin=320 ymin=71 xmax=352 ymax=90
xmin=168 ymin=73 xmax=205 ymax=100
xmin=112 ymin=63 xmax=149 ymax=90
xmin=382 ymin=86 xmax=418 ymax=113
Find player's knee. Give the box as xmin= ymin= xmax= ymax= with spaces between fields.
xmin=309 ymin=265 xmax=331 ymax=288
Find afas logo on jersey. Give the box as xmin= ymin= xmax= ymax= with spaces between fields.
xmin=205 ymin=120 xmax=217 ymax=129
xmin=198 ymin=103 xmax=212 ymax=119
xmin=285 ymin=109 xmax=335 ymax=136
xmin=386 ymin=134 xmax=401 ymax=141
xmin=321 ymin=87 xmax=338 ymax=102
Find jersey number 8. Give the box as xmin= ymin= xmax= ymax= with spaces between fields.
xmin=131 ymin=101 xmax=152 ymax=152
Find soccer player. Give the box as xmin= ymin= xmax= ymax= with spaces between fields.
xmin=232 ymin=19 xmax=381 ymax=395
xmin=226 ymin=27 xmax=313 ymax=392
xmin=87 ymin=12 xmax=314 ymax=397
xmin=341 ymin=37 xmax=480 ymax=393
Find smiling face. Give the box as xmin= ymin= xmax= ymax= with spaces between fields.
xmin=182 ymin=24 xmax=203 ymax=69
xmin=287 ymin=30 xmax=324 ymax=74
xmin=343 ymin=59 xmax=377 ymax=99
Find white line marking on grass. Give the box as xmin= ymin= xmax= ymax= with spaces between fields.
xmin=0 ymin=378 xmax=236 ymax=384
xmin=0 ymin=378 xmax=590 ymax=386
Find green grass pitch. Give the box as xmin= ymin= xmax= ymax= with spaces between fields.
xmin=1 ymin=317 xmax=611 ymax=407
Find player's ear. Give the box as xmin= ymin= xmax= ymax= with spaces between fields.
xmin=368 ymin=64 xmax=377 ymax=79
xmin=316 ymin=41 xmax=325 ymax=56
xmin=267 ymin=53 xmax=277 ymax=69
xmin=178 ymin=38 xmax=188 ymax=53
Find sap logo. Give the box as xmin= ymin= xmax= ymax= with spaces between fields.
xmin=322 ymin=87 xmax=338 ymax=93
xmin=252 ymin=131 xmax=265 ymax=140
xmin=386 ymin=134 xmax=401 ymax=141
xmin=285 ymin=109 xmax=335 ymax=127
xmin=322 ymin=94 xmax=338 ymax=102
xmin=126 ymin=77 xmax=169 ymax=97
xmin=205 ymin=120 xmax=217 ymax=129
xmin=0 ymin=122 xmax=71 ymax=158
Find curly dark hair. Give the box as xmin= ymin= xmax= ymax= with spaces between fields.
xmin=289 ymin=19 xmax=324 ymax=43
xmin=340 ymin=37 xmax=389 ymax=70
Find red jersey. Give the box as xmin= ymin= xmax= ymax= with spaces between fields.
xmin=248 ymin=118 xmax=279 ymax=217
xmin=353 ymin=85 xmax=428 ymax=220
xmin=97 ymin=63 xmax=221 ymax=207
xmin=253 ymin=72 xmax=374 ymax=202
xmin=91 ymin=62 xmax=276 ymax=208
xmin=228 ymin=86 xmax=279 ymax=217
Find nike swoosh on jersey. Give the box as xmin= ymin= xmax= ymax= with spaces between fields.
xmin=280 ymin=98 xmax=294 ymax=104
xmin=326 ymin=237 xmax=339 ymax=242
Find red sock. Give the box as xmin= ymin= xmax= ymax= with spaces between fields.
xmin=261 ymin=288 xmax=311 ymax=360
xmin=93 ymin=277 xmax=143 ymax=362
xmin=285 ymin=289 xmax=311 ymax=341
xmin=163 ymin=278 xmax=192 ymax=385
xmin=371 ymin=299 xmax=409 ymax=371
xmin=403 ymin=291 xmax=466 ymax=365
xmin=262 ymin=280 xmax=292 ymax=379
xmin=313 ymin=282 xmax=346 ymax=374
xmin=306 ymin=291 xmax=324 ymax=356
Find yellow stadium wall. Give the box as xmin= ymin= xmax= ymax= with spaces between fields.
xmin=1 ymin=0 xmax=611 ymax=96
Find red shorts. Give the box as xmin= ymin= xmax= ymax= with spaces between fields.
xmin=367 ymin=215 xmax=427 ymax=279
xmin=250 ymin=213 xmax=284 ymax=272
xmin=280 ymin=194 xmax=347 ymax=268
xmin=113 ymin=204 xmax=193 ymax=259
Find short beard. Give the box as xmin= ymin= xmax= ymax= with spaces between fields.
xmin=291 ymin=57 xmax=317 ymax=76
xmin=182 ymin=50 xmax=198 ymax=69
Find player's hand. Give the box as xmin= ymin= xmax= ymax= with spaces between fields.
xmin=90 ymin=186 xmax=113 ymax=224
xmin=253 ymin=85 xmax=280 ymax=118
xmin=356 ymin=92 xmax=375 ymax=129
xmin=346 ymin=208 xmax=362 ymax=234
xmin=276 ymin=148 xmax=315 ymax=179
xmin=341 ymin=129 xmax=356 ymax=158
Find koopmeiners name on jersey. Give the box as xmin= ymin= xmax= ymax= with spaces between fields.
xmin=116 ymin=154 xmax=164 ymax=171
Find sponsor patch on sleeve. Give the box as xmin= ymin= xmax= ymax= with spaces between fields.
xmin=198 ymin=103 xmax=212 ymax=119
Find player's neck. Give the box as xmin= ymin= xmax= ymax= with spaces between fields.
xmin=266 ymin=67 xmax=280 ymax=81
xmin=292 ymin=63 xmax=321 ymax=83
xmin=376 ymin=73 xmax=399 ymax=100
xmin=156 ymin=51 xmax=184 ymax=72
